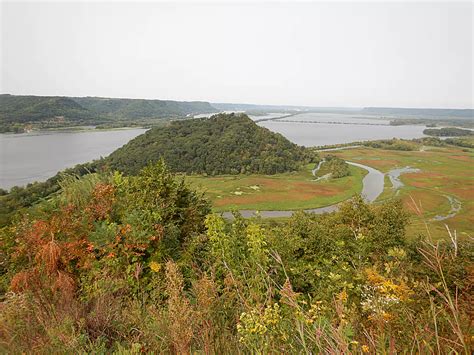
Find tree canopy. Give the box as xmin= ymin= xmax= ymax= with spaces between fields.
xmin=423 ymin=127 xmax=474 ymax=137
xmin=0 ymin=94 xmax=216 ymax=132
xmin=105 ymin=113 xmax=317 ymax=175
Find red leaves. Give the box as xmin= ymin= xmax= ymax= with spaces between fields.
xmin=9 ymin=183 xmax=117 ymax=296
xmin=85 ymin=183 xmax=116 ymax=221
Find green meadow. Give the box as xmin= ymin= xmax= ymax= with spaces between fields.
xmin=330 ymin=144 xmax=474 ymax=239
xmin=186 ymin=142 xmax=473 ymax=240
xmin=186 ymin=163 xmax=366 ymax=212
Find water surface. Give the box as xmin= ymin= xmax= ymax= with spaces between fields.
xmin=1 ymin=128 xmax=146 ymax=189
xmin=256 ymin=113 xmax=426 ymax=146
xmin=387 ymin=167 xmax=420 ymax=190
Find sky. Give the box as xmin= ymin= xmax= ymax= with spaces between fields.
xmin=1 ymin=1 xmax=473 ymax=108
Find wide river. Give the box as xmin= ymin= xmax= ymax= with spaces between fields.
xmin=0 ymin=128 xmax=146 ymax=189
xmin=254 ymin=112 xmax=427 ymax=146
xmin=1 ymin=112 xmax=427 ymax=189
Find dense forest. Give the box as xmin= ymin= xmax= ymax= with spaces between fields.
xmin=0 ymin=94 xmax=216 ymax=132
xmin=72 ymin=97 xmax=216 ymax=119
xmin=423 ymin=127 xmax=474 ymax=137
xmin=363 ymin=138 xmax=419 ymax=151
xmin=105 ymin=113 xmax=317 ymax=175
xmin=0 ymin=161 xmax=471 ymax=353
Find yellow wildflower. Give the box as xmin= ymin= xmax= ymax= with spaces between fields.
xmin=338 ymin=289 xmax=348 ymax=303
xmin=362 ymin=345 xmax=370 ymax=353
xmin=149 ymin=261 xmax=161 ymax=273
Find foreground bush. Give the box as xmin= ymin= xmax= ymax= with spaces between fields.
xmin=0 ymin=163 xmax=472 ymax=353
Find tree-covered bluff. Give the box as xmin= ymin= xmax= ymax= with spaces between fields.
xmin=0 ymin=94 xmax=216 ymax=132
xmin=105 ymin=113 xmax=317 ymax=175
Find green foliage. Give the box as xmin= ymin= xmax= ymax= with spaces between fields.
xmin=364 ymin=138 xmax=418 ymax=151
xmin=445 ymin=137 xmax=474 ymax=148
xmin=323 ymin=155 xmax=350 ymax=178
xmin=0 ymin=164 xmax=472 ymax=353
xmin=0 ymin=161 xmax=100 ymax=227
xmin=106 ymin=113 xmax=317 ymax=175
xmin=0 ymin=94 xmax=92 ymax=124
xmin=423 ymin=127 xmax=474 ymax=137
xmin=74 ymin=96 xmax=216 ymax=119
xmin=268 ymin=196 xmax=409 ymax=296
xmin=115 ymin=160 xmax=211 ymax=260
xmin=0 ymin=94 xmax=216 ymax=131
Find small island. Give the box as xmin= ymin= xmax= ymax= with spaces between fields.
xmin=423 ymin=127 xmax=473 ymax=137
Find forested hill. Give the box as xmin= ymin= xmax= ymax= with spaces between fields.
xmin=72 ymin=97 xmax=216 ymax=119
xmin=105 ymin=113 xmax=316 ymax=175
xmin=0 ymin=94 xmax=217 ymax=131
xmin=0 ymin=95 xmax=93 ymax=123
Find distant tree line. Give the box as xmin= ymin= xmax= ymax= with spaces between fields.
xmin=423 ymin=127 xmax=473 ymax=137
xmin=364 ymin=138 xmax=418 ymax=151
xmin=0 ymin=94 xmax=216 ymax=132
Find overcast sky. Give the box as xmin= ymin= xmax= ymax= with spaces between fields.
xmin=1 ymin=1 xmax=472 ymax=108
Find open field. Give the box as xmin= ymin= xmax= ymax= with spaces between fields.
xmin=329 ymin=144 xmax=474 ymax=239
xmin=186 ymin=163 xmax=366 ymax=212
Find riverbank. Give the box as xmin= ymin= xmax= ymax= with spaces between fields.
xmin=220 ymin=160 xmax=385 ymax=219
xmin=186 ymin=163 xmax=367 ymax=214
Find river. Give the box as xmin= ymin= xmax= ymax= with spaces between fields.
xmin=0 ymin=128 xmax=146 ymax=189
xmin=252 ymin=112 xmax=427 ymax=146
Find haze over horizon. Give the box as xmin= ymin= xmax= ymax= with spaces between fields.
xmin=1 ymin=1 xmax=473 ymax=109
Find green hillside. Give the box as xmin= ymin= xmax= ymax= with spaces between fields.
xmin=0 ymin=95 xmax=92 ymax=123
xmin=105 ymin=113 xmax=317 ymax=175
xmin=0 ymin=94 xmax=217 ymax=132
xmin=73 ymin=96 xmax=216 ymax=119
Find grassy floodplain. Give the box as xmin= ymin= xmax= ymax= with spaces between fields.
xmin=186 ymin=163 xmax=366 ymax=212
xmin=186 ymin=140 xmax=473 ymax=240
xmin=328 ymin=143 xmax=474 ymax=239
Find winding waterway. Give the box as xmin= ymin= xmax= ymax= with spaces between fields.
xmin=387 ymin=167 xmax=420 ymax=191
xmin=222 ymin=160 xmax=385 ymax=218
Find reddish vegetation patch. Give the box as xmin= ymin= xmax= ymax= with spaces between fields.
xmin=443 ymin=147 xmax=469 ymax=154
xmin=214 ymin=181 xmax=343 ymax=207
xmin=402 ymin=190 xmax=448 ymax=215
xmin=448 ymin=155 xmax=473 ymax=163
xmin=404 ymin=172 xmax=449 ymax=188
xmin=445 ymin=187 xmax=474 ymax=200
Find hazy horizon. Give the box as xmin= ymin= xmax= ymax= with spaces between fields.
xmin=1 ymin=1 xmax=473 ymax=109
